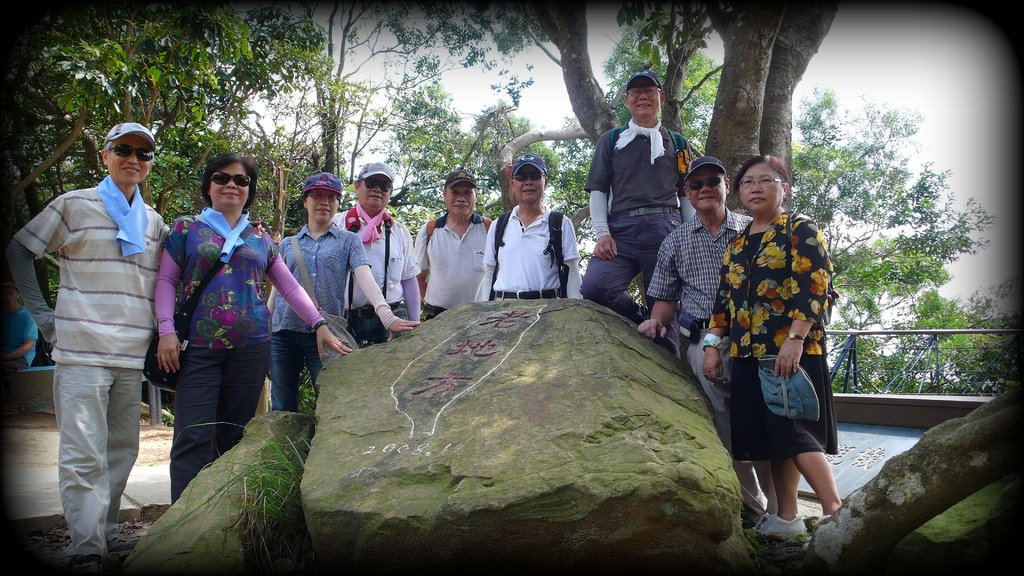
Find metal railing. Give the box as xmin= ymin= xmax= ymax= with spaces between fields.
xmin=826 ymin=329 xmax=1022 ymax=396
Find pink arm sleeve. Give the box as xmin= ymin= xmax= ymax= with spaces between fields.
xmin=156 ymin=249 xmax=181 ymax=336
xmin=267 ymin=255 xmax=325 ymax=328
xmin=401 ymin=276 xmax=421 ymax=322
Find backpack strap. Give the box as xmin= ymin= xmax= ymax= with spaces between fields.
xmin=546 ymin=211 xmax=568 ymax=298
xmin=607 ymin=127 xmax=625 ymax=158
xmin=427 ymin=213 xmax=490 ymax=247
xmin=489 ymin=211 xmax=513 ymax=301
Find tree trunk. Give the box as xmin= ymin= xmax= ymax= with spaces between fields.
xmin=662 ymin=2 xmax=709 ymax=133
xmin=803 ymin=389 xmax=1021 ymax=573
xmin=760 ymin=1 xmax=838 ymax=169
xmin=532 ymin=3 xmax=617 ymax=143
xmin=705 ymin=1 xmax=786 ymax=185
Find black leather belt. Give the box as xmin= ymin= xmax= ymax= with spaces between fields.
xmin=349 ymin=301 xmax=403 ymax=318
xmin=625 ymin=206 xmax=676 ymax=217
xmin=494 ymin=290 xmax=557 ymax=300
xmin=694 ymin=318 xmax=709 ymax=330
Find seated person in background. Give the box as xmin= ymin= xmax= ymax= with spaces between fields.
xmin=2 ymin=281 xmax=37 ymax=372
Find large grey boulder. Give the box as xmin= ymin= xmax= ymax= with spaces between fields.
xmin=303 ymin=299 xmax=756 ymax=573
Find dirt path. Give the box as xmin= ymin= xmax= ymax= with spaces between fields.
xmin=1 ymin=410 xmax=173 ymax=468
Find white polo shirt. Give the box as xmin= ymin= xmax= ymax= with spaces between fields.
xmin=414 ymin=216 xmax=488 ymax=309
xmin=482 ymin=206 xmax=581 ymax=294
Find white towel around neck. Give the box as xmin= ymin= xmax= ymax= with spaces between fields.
xmin=613 ymin=119 xmax=665 ymax=164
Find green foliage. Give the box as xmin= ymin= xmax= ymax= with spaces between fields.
xmin=792 ymin=89 xmax=995 ymax=328
xmin=238 ymin=438 xmax=312 ymax=571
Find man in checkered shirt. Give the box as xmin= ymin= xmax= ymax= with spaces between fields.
xmin=637 ymin=155 xmax=775 ymax=526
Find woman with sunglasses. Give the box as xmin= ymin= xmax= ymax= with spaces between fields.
xmin=702 ymin=154 xmax=841 ymax=540
xmin=154 ymin=153 xmax=348 ymax=503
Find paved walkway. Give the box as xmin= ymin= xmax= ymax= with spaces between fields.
xmin=2 ymin=463 xmax=172 ymax=535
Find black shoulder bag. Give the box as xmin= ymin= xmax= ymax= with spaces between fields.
xmin=143 ymin=258 xmax=226 ymax=392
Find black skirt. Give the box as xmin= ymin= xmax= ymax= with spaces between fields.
xmin=730 ymin=352 xmax=839 ymax=460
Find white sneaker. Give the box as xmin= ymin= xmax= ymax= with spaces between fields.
xmin=755 ymin=513 xmax=808 ymax=540
xmin=752 ymin=512 xmax=772 ymax=532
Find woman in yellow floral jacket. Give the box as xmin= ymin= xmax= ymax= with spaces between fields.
xmin=702 ymin=154 xmax=841 ymax=540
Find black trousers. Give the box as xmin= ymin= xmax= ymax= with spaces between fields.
xmin=169 ymin=341 xmax=270 ymax=502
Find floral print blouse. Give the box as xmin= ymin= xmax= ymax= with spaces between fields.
xmin=709 ymin=212 xmax=833 ymax=358
xmin=164 ymin=216 xmax=279 ymax=349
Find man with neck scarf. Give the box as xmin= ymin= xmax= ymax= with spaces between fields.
xmin=332 ymin=162 xmax=421 ymax=347
xmin=582 ymin=70 xmax=696 ymax=357
xmin=5 ymin=122 xmax=168 ymax=571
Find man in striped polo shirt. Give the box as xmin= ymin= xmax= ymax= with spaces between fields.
xmin=6 ymin=122 xmax=168 ymax=572
xmin=636 ymin=155 xmax=775 ymax=527
xmin=414 ymin=168 xmax=490 ymax=320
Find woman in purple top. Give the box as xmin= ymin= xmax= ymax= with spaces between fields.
xmin=154 ymin=153 xmax=348 ymax=503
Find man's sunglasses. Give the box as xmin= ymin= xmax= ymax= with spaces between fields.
xmin=210 ymin=172 xmax=252 ymax=187
xmin=362 ymin=178 xmax=393 ymax=192
xmin=109 ymin=143 xmax=154 ymax=162
xmin=513 ymin=171 xmax=543 ymax=182
xmin=685 ymin=176 xmax=722 ymax=191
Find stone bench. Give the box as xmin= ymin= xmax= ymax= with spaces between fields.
xmin=5 ymin=366 xmax=55 ymax=413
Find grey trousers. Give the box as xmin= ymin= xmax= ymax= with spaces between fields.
xmin=53 ymin=364 xmax=142 ymax=557
xmin=686 ymin=334 xmax=775 ymax=513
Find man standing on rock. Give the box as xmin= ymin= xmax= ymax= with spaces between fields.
xmin=6 ymin=122 xmax=168 ymax=572
xmin=582 ymin=70 xmax=695 ymax=356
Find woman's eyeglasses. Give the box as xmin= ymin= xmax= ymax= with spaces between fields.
xmin=210 ymin=172 xmax=252 ymax=187
xmin=685 ymin=176 xmax=722 ymax=191
xmin=109 ymin=144 xmax=154 ymax=162
xmin=738 ymin=176 xmax=783 ymax=189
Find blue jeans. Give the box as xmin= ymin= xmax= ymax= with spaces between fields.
xmin=349 ymin=302 xmax=409 ymax=348
xmin=270 ymin=330 xmax=322 ymax=412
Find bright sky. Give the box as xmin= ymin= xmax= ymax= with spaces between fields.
xmin=441 ymin=4 xmax=1020 ymax=307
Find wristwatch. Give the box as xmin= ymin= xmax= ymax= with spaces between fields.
xmin=701 ymin=333 xmax=727 ymax=352
xmin=787 ymin=331 xmax=805 ymax=341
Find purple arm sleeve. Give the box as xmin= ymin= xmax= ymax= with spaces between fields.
xmin=401 ymin=276 xmax=421 ymax=322
xmin=155 ymin=249 xmax=181 ymax=336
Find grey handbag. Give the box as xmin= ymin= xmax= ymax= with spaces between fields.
xmin=757 ymin=355 xmax=820 ymax=421
xmin=289 ymin=237 xmax=358 ymax=361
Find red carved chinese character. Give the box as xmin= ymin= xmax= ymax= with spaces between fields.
xmin=410 ymin=374 xmax=473 ymax=397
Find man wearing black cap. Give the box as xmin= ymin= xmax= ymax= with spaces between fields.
xmin=414 ymin=168 xmax=491 ymax=320
xmin=582 ymin=70 xmax=696 ymax=355
xmin=637 ymin=156 xmax=775 ymax=525
xmin=5 ymin=122 xmax=167 ymax=571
